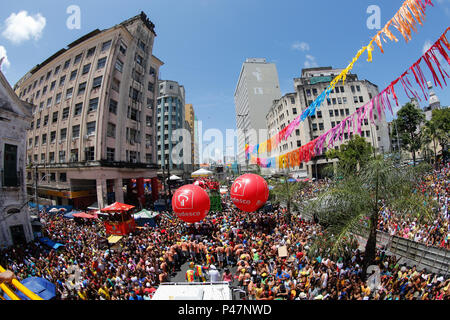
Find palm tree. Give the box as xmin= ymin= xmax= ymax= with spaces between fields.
xmin=307 ymin=156 xmax=432 ymax=279
xmin=269 ymin=174 xmax=307 ymax=225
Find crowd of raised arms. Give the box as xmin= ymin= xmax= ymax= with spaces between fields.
xmin=0 ymin=163 xmax=448 ymax=300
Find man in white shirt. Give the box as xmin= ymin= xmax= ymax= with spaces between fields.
xmin=208 ymin=265 xmax=220 ymax=282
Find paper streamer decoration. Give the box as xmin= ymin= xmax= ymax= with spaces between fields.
xmin=245 ymin=0 xmax=435 ymax=157
xmin=252 ymin=27 xmax=449 ymax=170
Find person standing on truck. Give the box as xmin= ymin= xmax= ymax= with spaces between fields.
xmin=186 ymin=262 xmax=197 ymax=283
xmin=208 ymin=265 xmax=220 ymax=282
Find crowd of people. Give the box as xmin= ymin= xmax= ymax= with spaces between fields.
xmin=377 ymin=163 xmax=449 ymax=249
xmin=1 ymin=191 xmax=449 ymax=300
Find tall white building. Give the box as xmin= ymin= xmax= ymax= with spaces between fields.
xmin=234 ymin=58 xmax=281 ymax=169
xmin=0 ymin=69 xmax=34 ymax=248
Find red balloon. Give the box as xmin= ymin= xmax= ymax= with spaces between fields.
xmin=230 ymin=174 xmax=269 ymax=212
xmin=172 ymin=184 xmax=210 ymax=223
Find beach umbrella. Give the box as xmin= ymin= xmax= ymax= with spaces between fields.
xmin=191 ymin=168 xmax=213 ymax=178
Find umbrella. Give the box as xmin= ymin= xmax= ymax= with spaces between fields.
xmin=169 ymin=175 xmax=182 ymax=181
xmin=135 ymin=209 xmax=159 ymax=219
xmin=191 ymin=168 xmax=213 ymax=178
xmin=101 ymin=202 xmax=135 ymax=213
xmin=48 ymin=208 xmax=59 ymax=213
xmin=72 ymin=212 xmax=97 ymax=219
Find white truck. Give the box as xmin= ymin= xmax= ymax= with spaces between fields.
xmin=151 ymin=282 xmax=246 ymax=300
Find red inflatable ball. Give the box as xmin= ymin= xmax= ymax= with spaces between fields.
xmin=230 ymin=174 xmax=269 ymax=212
xmin=172 ymin=184 xmax=210 ymax=223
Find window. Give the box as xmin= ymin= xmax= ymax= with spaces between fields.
xmin=82 ymin=63 xmax=91 ymax=75
xmin=85 ymin=147 xmax=95 ymax=161
xmin=147 ymin=98 xmax=154 ymax=109
xmin=146 ymin=116 xmax=153 ymax=127
xmin=296 ymin=129 xmax=300 ymax=136
xmin=331 ymin=121 xmax=336 ymax=127
xmin=138 ymin=39 xmax=146 ymax=51
xmin=340 ymin=86 xmax=345 ymax=93
xmin=59 ymin=76 xmax=66 ymax=87
xmin=87 ymin=47 xmax=96 ymax=58
xmin=319 ymin=123 xmax=324 ymax=130
xmin=97 ymin=57 xmax=107 ymax=70
xmin=50 ymin=81 xmax=56 ymax=91
xmin=50 ymin=131 xmax=56 ymax=143
xmin=74 ymin=103 xmax=83 ymax=116
xmin=44 ymin=115 xmax=49 ymax=126
xmin=329 ymin=110 xmax=334 ymax=117
xmin=112 ymin=79 xmax=120 ymax=92
xmin=36 ymin=118 xmax=41 ymax=128
xmin=36 ymin=90 xmax=40 ymax=99
xmin=66 ymin=88 xmax=73 ymax=100
xmin=292 ymin=108 xmax=297 ymax=115
xmin=46 ymin=98 xmax=52 ymax=108
xmin=72 ymin=125 xmax=80 ymax=138
xmin=92 ymin=76 xmax=102 ymax=89
xmin=312 ymin=123 xmax=318 ymax=131
xmin=52 ymin=111 xmax=58 ymax=123
xmin=109 ymin=99 xmax=118 ymax=114
xmin=115 ymin=59 xmax=124 ymax=72
xmin=119 ymin=42 xmax=127 ymax=55
xmin=338 ymin=97 xmax=342 ymax=104
xmin=86 ymin=121 xmax=96 ymax=136
xmin=101 ymin=40 xmax=112 ymax=52
xmin=50 ymin=171 xmax=56 ymax=181
xmin=332 ymin=98 xmax=336 ymax=105
xmin=78 ymin=82 xmax=86 ymax=95
xmin=70 ymin=149 xmax=78 ymax=162
xmin=149 ymin=67 xmax=156 ymax=76
xmin=54 ymin=65 xmax=61 ymax=75
xmin=335 ymin=87 xmax=340 ymax=93
xmin=55 ymin=92 xmax=62 ymax=104
xmin=345 ymin=109 xmax=350 ymax=116
xmin=148 ymin=82 xmax=154 ymax=92
xmin=146 ymin=153 xmax=152 ymax=163
xmin=70 ymin=70 xmax=78 ymax=81
xmin=343 ymin=97 xmax=347 ymax=104
xmin=297 ymin=141 xmax=302 ymax=147
xmin=135 ymin=54 xmax=143 ymax=65
xmin=334 ymin=110 xmax=339 ymax=117
xmin=353 ymin=96 xmax=359 ymax=103
xmin=340 ymin=109 xmax=345 ymax=117
xmin=351 ymin=85 xmax=355 ymax=93
xmin=42 ymin=134 xmax=47 ymax=144
xmin=317 ymin=111 xmax=322 ymax=118
xmin=42 ymin=86 xmax=47 ymax=95
xmin=107 ymin=148 xmax=115 ymax=161
xmin=60 ymin=128 xmax=67 ymax=141
xmin=74 ymin=53 xmax=82 ymax=65
xmin=63 ymin=59 xmax=71 ymax=70
xmin=59 ymin=172 xmax=67 ymax=182
xmin=356 ymin=85 xmax=361 ymax=92
xmin=107 ymin=122 xmax=116 ymax=138
xmin=88 ymin=98 xmax=99 ymax=112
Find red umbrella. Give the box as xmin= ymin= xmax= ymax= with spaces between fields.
xmin=101 ymin=202 xmax=135 ymax=213
xmin=73 ymin=212 xmax=97 ymax=219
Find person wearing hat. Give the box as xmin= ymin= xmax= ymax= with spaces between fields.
xmin=208 ymin=265 xmax=220 ymax=282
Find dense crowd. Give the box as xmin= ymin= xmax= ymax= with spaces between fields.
xmin=1 ymin=193 xmax=449 ymax=300
xmin=377 ymin=163 xmax=449 ymax=249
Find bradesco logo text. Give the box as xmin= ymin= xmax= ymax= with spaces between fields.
xmin=175 ymin=190 xmax=194 ymax=210
xmin=231 ymin=178 xmax=247 ymax=197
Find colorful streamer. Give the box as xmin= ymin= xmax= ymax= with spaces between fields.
xmin=246 ymin=0 xmax=435 ymax=157
xmin=252 ymin=27 xmax=449 ymax=170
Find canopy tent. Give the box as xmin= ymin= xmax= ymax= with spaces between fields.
xmin=169 ymin=175 xmax=182 ymax=181
xmin=38 ymin=238 xmax=65 ymax=250
xmin=134 ymin=209 xmax=159 ymax=227
xmin=101 ymin=202 xmax=135 ymax=213
xmin=107 ymin=235 xmax=123 ymax=244
xmin=17 ymin=277 xmax=56 ymax=300
xmin=72 ymin=212 xmax=97 ymax=219
xmin=191 ymin=169 xmax=213 ymax=178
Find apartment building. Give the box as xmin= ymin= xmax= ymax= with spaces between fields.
xmin=13 ymin=12 xmax=163 ymax=209
xmin=266 ymin=67 xmax=391 ymax=178
xmin=0 ymin=69 xmax=34 ymax=248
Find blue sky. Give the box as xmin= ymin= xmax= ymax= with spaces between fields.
xmin=0 ymin=0 xmax=449 ymax=160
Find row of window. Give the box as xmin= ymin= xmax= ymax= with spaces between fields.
xmin=21 ymin=40 xmax=112 ymax=99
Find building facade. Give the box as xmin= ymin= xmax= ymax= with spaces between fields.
xmin=234 ymin=58 xmax=282 ymax=168
xmin=185 ymin=103 xmax=196 ymax=168
xmin=266 ymin=67 xmax=391 ymax=178
xmin=156 ymin=80 xmax=190 ymax=175
xmin=13 ymin=12 xmax=162 ymax=209
xmin=0 ymin=69 xmax=34 ymax=248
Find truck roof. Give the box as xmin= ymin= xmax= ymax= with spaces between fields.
xmin=151 ymin=282 xmax=232 ymax=300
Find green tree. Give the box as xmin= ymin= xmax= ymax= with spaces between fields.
xmin=428 ymin=108 xmax=450 ymax=163
xmin=307 ymin=157 xmax=432 ymax=279
xmin=394 ymin=102 xmax=425 ymax=166
xmin=269 ymin=175 xmax=307 ymax=225
xmin=325 ymin=134 xmax=374 ymax=175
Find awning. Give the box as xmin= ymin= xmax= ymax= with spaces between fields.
xmin=101 ymin=202 xmax=135 ymax=213
xmin=108 ymin=235 xmax=123 ymax=244
xmin=191 ymin=169 xmax=213 ymax=177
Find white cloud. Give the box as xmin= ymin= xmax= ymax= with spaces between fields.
xmin=304 ymin=54 xmax=318 ymax=68
xmin=422 ymin=40 xmax=433 ymax=55
xmin=292 ymin=41 xmax=310 ymax=52
xmin=2 ymin=11 xmax=46 ymax=44
xmin=0 ymin=46 xmax=10 ymax=69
